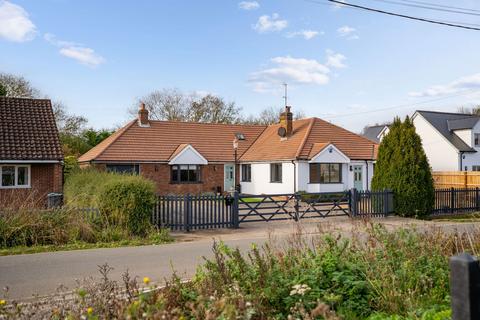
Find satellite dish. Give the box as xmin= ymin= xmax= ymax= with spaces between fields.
xmin=278 ymin=127 xmax=287 ymax=137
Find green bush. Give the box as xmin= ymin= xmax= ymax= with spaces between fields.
xmin=98 ymin=177 xmax=156 ymax=236
xmin=372 ymin=117 xmax=435 ymax=217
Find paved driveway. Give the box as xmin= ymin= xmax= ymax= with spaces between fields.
xmin=1 ymin=216 xmax=478 ymax=301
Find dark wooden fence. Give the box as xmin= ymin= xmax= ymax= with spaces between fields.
xmin=152 ymin=190 xmax=394 ymax=231
xmin=152 ymin=194 xmax=236 ymax=231
xmin=433 ymin=187 xmax=480 ymax=215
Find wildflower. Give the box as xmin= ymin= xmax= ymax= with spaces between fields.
xmin=289 ymin=284 xmax=311 ymax=296
xmin=143 ymin=277 xmax=150 ymax=285
xmin=0 ymin=299 xmax=5 ymax=306
xmin=246 ymin=301 xmax=252 ymax=307
xmin=87 ymin=307 xmax=93 ymax=315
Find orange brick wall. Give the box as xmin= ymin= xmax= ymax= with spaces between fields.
xmin=0 ymin=163 xmax=63 ymax=208
xmin=84 ymin=162 xmax=239 ymax=195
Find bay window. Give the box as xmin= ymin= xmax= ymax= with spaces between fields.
xmin=0 ymin=165 xmax=30 ymax=188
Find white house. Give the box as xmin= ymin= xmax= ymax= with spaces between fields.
xmin=362 ymin=124 xmax=390 ymax=143
xmin=239 ymin=107 xmax=377 ymax=194
xmin=412 ymin=110 xmax=480 ymax=171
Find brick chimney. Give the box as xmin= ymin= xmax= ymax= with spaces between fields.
xmin=138 ymin=102 xmax=150 ymax=127
xmin=279 ymin=106 xmax=293 ymax=136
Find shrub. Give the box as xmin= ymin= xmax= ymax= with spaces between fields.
xmin=98 ymin=176 xmax=156 ymax=236
xmin=372 ymin=117 xmax=435 ymax=217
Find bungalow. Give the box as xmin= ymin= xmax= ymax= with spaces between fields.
xmin=79 ymin=104 xmax=377 ymax=195
xmin=0 ymin=97 xmax=63 ymax=208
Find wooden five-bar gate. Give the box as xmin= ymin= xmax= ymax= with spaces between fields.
xmin=152 ymin=189 xmax=395 ymax=231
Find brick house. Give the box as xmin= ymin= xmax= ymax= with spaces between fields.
xmin=79 ymin=104 xmax=377 ymax=195
xmin=0 ymin=97 xmax=64 ymax=208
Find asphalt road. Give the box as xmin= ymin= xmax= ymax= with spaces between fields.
xmin=0 ymin=237 xmax=267 ymax=301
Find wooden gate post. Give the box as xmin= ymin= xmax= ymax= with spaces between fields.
xmin=450 ymin=253 xmax=480 ymax=320
xmin=349 ymin=188 xmax=357 ymax=216
xmin=184 ymin=194 xmax=191 ymax=232
xmin=232 ymin=191 xmax=240 ymax=228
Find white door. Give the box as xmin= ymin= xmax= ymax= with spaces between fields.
xmin=224 ymin=164 xmax=235 ymax=192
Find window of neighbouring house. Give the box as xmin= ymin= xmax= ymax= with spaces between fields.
xmin=0 ymin=165 xmax=30 ymax=188
xmin=310 ymin=163 xmax=342 ymax=183
xmin=171 ymin=165 xmax=201 ymax=183
xmin=106 ymin=164 xmax=140 ymax=175
xmin=270 ymin=163 xmax=282 ymax=183
xmin=241 ymin=164 xmax=251 ymax=182
xmin=473 ymin=165 xmax=480 ymax=171
xmin=475 ymin=133 xmax=480 ymax=147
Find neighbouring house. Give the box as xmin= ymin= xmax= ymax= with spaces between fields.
xmin=362 ymin=124 xmax=390 ymax=143
xmin=79 ymin=104 xmax=377 ymax=195
xmin=412 ymin=110 xmax=480 ymax=171
xmin=0 ymin=97 xmax=64 ymax=208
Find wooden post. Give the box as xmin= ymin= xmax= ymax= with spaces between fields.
xmin=232 ymin=191 xmax=239 ymax=228
xmin=349 ymin=188 xmax=357 ymax=216
xmin=450 ymin=253 xmax=480 ymax=320
xmin=451 ymin=187 xmax=455 ymax=214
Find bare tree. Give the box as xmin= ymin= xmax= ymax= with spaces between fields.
xmin=0 ymin=72 xmax=40 ymax=98
xmin=188 ymin=94 xmax=241 ymax=123
xmin=457 ymin=106 xmax=480 ymax=115
xmin=131 ymin=89 xmax=242 ymax=123
xmin=242 ymin=107 xmax=306 ymax=125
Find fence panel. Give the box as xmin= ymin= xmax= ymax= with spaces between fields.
xmin=433 ymin=171 xmax=480 ymax=188
xmin=153 ymin=194 xmax=234 ymax=231
xmin=433 ymin=187 xmax=480 ymax=215
xmin=350 ymin=189 xmax=394 ymax=217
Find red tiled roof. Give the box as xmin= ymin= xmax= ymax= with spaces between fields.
xmin=78 ymin=120 xmax=267 ymax=163
xmin=241 ymin=118 xmax=377 ymax=161
xmin=0 ymin=97 xmax=63 ymax=161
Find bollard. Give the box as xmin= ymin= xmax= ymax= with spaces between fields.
xmin=450 ymin=253 xmax=480 ymax=320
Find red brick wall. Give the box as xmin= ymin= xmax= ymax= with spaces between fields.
xmin=0 ymin=163 xmax=63 ymax=208
xmin=83 ymin=162 xmax=239 ymax=195
xmin=141 ymin=163 xmax=226 ymax=195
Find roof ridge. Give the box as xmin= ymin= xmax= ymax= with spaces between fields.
xmin=0 ymin=97 xmax=52 ymax=102
xmin=417 ymin=110 xmax=479 ymax=117
xmin=295 ymin=118 xmax=315 ymax=159
xmin=148 ymin=119 xmax=268 ymax=128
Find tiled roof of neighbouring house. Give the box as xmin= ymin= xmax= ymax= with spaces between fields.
xmin=416 ymin=110 xmax=478 ymax=152
xmin=241 ymin=118 xmax=377 ymax=161
xmin=0 ymin=97 xmax=63 ymax=161
xmin=362 ymin=125 xmax=389 ymax=143
xmin=78 ymin=120 xmax=268 ymax=163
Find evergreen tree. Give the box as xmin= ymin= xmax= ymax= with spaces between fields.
xmin=0 ymin=84 xmax=6 ymax=96
xmin=371 ymin=116 xmax=434 ymax=217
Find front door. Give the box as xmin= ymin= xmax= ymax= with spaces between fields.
xmin=353 ymin=165 xmax=363 ymax=190
xmin=224 ymin=164 xmax=235 ymax=192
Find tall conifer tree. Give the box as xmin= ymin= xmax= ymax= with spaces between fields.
xmin=372 ymin=116 xmax=434 ymax=217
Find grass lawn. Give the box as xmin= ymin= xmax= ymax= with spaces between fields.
xmin=239 ymin=197 xmax=264 ymax=203
xmin=429 ymin=212 xmax=480 ymax=222
xmin=0 ymin=237 xmax=174 ymax=256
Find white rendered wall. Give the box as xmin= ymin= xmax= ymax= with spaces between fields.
xmin=413 ymin=114 xmax=459 ymax=171
xmin=240 ymin=162 xmax=296 ymax=195
xmin=460 ymin=122 xmax=480 ymax=170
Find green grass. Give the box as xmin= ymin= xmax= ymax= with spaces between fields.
xmin=0 ymin=237 xmax=174 ymax=256
xmin=429 ymin=212 xmax=480 ymax=222
xmin=239 ymin=197 xmax=264 ymax=203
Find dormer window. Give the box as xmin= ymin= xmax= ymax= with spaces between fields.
xmin=475 ymin=133 xmax=480 ymax=147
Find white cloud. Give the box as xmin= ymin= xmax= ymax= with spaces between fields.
xmin=238 ymin=1 xmax=259 ymax=10
xmin=337 ymin=25 xmax=355 ymax=36
xmin=326 ymin=50 xmax=346 ymax=68
xmin=409 ymin=73 xmax=480 ymax=97
xmin=253 ymin=13 xmax=287 ymax=33
xmin=44 ymin=33 xmax=105 ymax=67
xmin=249 ymin=56 xmax=332 ymax=92
xmin=332 ymin=0 xmax=347 ymax=10
xmin=286 ymin=29 xmax=321 ymax=40
xmin=0 ymin=1 xmax=36 ymax=42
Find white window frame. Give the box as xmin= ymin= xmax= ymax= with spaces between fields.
xmin=0 ymin=164 xmax=31 ymax=189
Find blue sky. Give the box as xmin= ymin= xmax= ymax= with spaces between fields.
xmin=1 ymin=0 xmax=480 ymax=132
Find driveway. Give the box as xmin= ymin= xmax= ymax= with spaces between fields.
xmin=0 ymin=216 xmax=478 ymax=301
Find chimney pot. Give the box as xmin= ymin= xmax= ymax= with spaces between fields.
xmin=138 ymin=102 xmax=150 ymax=127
